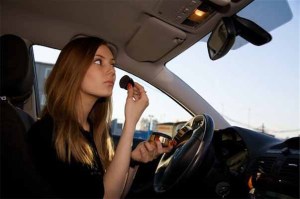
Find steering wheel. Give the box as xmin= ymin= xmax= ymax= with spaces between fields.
xmin=153 ymin=114 xmax=214 ymax=193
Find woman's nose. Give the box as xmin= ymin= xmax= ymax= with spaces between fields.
xmin=106 ymin=64 xmax=115 ymax=75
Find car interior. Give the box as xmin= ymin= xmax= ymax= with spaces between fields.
xmin=1 ymin=0 xmax=299 ymax=198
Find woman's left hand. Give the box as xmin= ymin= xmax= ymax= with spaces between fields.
xmin=131 ymin=140 xmax=173 ymax=163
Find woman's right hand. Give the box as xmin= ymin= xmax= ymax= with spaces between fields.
xmin=124 ymin=82 xmax=149 ymax=127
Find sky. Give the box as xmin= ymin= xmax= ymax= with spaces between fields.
xmin=33 ymin=0 xmax=299 ymax=139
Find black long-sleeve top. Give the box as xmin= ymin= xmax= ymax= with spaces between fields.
xmin=27 ymin=114 xmax=104 ymax=198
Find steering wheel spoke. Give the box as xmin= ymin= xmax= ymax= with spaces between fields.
xmin=154 ymin=114 xmax=214 ymax=193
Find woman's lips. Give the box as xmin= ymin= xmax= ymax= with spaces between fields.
xmin=104 ymin=81 xmax=114 ymax=86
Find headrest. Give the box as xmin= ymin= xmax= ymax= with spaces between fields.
xmin=0 ymin=34 xmax=33 ymax=104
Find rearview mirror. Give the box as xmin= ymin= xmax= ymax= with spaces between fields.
xmin=207 ymin=15 xmax=272 ymax=60
xmin=233 ymin=15 xmax=272 ymax=46
xmin=207 ymin=17 xmax=236 ymax=60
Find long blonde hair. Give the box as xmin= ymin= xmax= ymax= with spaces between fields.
xmin=43 ymin=37 xmax=115 ymax=170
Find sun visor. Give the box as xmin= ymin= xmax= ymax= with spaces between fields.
xmin=126 ymin=17 xmax=186 ymax=62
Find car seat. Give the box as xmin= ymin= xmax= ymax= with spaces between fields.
xmin=0 ymin=34 xmax=50 ymax=197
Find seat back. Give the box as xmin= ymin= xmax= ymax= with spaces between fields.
xmin=0 ymin=34 xmax=49 ymax=197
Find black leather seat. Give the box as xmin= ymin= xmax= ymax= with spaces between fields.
xmin=0 ymin=34 xmax=50 ymax=197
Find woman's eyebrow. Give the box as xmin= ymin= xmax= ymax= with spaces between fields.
xmin=94 ymin=54 xmax=115 ymax=62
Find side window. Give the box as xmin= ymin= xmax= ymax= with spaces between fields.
xmin=33 ymin=45 xmax=192 ymax=139
xmin=35 ymin=62 xmax=54 ymax=108
xmin=33 ymin=45 xmax=60 ymax=111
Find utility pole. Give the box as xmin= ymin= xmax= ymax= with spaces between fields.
xmin=148 ymin=115 xmax=153 ymax=139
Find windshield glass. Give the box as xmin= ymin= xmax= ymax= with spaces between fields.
xmin=167 ymin=0 xmax=299 ymax=139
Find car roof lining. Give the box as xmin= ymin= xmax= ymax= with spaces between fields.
xmin=1 ymin=0 xmax=252 ymax=66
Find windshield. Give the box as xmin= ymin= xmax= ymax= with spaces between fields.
xmin=167 ymin=0 xmax=299 ymax=139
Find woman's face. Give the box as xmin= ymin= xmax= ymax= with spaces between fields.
xmin=80 ymin=45 xmax=116 ymax=100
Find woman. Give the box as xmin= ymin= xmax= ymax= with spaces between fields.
xmin=28 ymin=36 xmax=172 ymax=198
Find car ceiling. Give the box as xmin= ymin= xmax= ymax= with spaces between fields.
xmin=1 ymin=0 xmax=251 ymax=65
xmin=1 ymin=0 xmax=253 ymax=129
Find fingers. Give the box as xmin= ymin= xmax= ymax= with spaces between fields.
xmin=131 ymin=140 xmax=174 ymax=164
xmin=124 ymin=81 xmax=149 ymax=128
xmin=162 ymin=144 xmax=174 ymax=153
xmin=155 ymin=140 xmax=163 ymax=154
xmin=126 ymin=81 xmax=148 ymax=104
xmin=144 ymin=141 xmax=155 ymax=152
xmin=133 ymin=82 xmax=146 ymax=92
xmin=133 ymin=87 xmax=141 ymax=100
xmin=144 ymin=142 xmax=157 ymax=160
xmin=139 ymin=142 xmax=153 ymax=163
xmin=127 ymin=82 xmax=144 ymax=99
xmin=137 ymin=141 xmax=158 ymax=163
xmin=146 ymin=140 xmax=173 ymax=159
xmin=132 ymin=82 xmax=148 ymax=101
xmin=126 ymin=83 xmax=134 ymax=100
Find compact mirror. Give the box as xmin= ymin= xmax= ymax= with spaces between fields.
xmin=149 ymin=132 xmax=172 ymax=147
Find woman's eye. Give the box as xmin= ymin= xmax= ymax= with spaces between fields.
xmin=94 ymin=59 xmax=102 ymax=65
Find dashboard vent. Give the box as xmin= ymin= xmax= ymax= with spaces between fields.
xmin=254 ymin=157 xmax=276 ymax=174
xmin=279 ymin=158 xmax=299 ymax=184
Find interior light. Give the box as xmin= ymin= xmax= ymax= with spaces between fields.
xmin=182 ymin=3 xmax=214 ymax=27
xmin=194 ymin=9 xmax=206 ymax=17
xmin=188 ymin=9 xmax=209 ymax=23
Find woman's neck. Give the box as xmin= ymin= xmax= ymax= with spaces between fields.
xmin=77 ymin=92 xmax=97 ymax=132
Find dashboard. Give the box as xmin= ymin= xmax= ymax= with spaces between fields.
xmin=215 ymin=127 xmax=299 ymax=199
xmin=124 ymin=125 xmax=299 ymax=199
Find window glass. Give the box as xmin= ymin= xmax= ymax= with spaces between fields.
xmin=33 ymin=45 xmax=191 ymax=139
xmin=166 ymin=0 xmax=299 ymax=139
xmin=33 ymin=45 xmax=60 ymax=110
